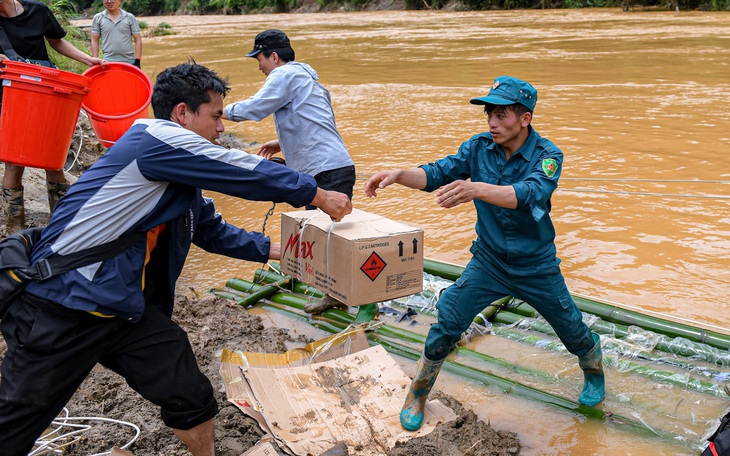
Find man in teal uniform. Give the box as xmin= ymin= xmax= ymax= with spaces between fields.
xmin=364 ymin=75 xmax=604 ymax=431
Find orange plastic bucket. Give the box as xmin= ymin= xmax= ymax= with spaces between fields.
xmin=0 ymin=60 xmax=91 ymax=170
xmin=81 ymin=63 xmax=152 ymax=148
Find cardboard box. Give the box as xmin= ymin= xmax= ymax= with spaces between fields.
xmin=280 ymin=209 xmax=424 ymax=306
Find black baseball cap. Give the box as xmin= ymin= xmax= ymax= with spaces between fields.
xmin=245 ymin=29 xmax=291 ymax=58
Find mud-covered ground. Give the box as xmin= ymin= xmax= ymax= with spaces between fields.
xmin=0 ymin=118 xmax=521 ymax=455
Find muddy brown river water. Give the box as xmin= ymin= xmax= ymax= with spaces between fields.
xmin=75 ymin=9 xmax=730 ymax=455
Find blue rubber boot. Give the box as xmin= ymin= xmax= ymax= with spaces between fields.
xmin=578 ymin=332 xmax=605 ymax=406
xmin=400 ymin=355 xmax=444 ymax=431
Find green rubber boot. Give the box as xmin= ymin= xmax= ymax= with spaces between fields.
xmin=578 ymin=332 xmax=605 ymax=406
xmin=400 ymin=354 xmax=444 ymax=431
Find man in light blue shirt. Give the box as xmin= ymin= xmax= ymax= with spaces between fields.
xmin=225 ymin=29 xmax=357 ymax=315
xmin=224 ymin=29 xmax=355 ymax=205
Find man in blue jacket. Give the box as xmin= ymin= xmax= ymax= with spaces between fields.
xmin=0 ymin=61 xmax=351 ymax=456
xmin=365 ymin=76 xmax=604 ymax=431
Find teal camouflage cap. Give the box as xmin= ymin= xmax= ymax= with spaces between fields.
xmin=470 ymin=76 xmax=537 ymax=111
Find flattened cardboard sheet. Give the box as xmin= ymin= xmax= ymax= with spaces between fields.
xmin=221 ymin=334 xmax=455 ymax=456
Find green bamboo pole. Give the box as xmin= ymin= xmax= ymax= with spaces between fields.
xmin=385 ymin=292 xmax=730 ymax=369
xmin=237 ymin=270 xmax=730 ymax=387
xmin=215 ymin=280 xmax=726 ymax=398
xmin=239 ymin=277 xmax=291 ymax=307
xmin=254 ymin=267 xmax=439 ymax=301
xmin=225 ymin=278 xmax=379 ymax=324
xmin=422 ymin=260 xmax=730 ymax=352
xmin=489 ymin=308 xmax=730 ymax=368
xmin=258 ymin=264 xmax=328 ymax=297
xmin=573 ymin=295 xmax=730 ymax=351
xmin=222 ymin=277 xmax=730 ymax=396
xmin=252 ymin=269 xmax=325 ymax=296
xmin=248 ymin=271 xmax=379 ymax=324
xmin=490 ymin=325 xmax=727 ymax=397
xmin=228 ymin=276 xmax=320 ymax=299
xmin=423 ymin=258 xmax=464 ymax=281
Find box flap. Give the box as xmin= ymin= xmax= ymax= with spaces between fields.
xmin=285 ymin=209 xmax=422 ymax=240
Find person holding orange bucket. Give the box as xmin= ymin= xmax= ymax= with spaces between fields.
xmin=0 ymin=0 xmax=103 ymax=232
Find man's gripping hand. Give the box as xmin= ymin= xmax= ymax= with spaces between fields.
xmin=311 ymin=188 xmax=352 ymax=222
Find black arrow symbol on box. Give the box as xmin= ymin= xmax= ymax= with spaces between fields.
xmin=398 ymin=241 xmax=404 ymax=256
xmin=412 ymin=238 xmax=418 ymax=254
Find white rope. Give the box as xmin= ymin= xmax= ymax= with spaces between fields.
xmin=355 ymin=175 xmax=730 ymax=185
xmin=297 ymin=211 xmax=321 ymax=288
xmin=558 ymin=188 xmax=730 ymax=200
xmin=65 ymin=110 xmax=88 ymax=173
xmin=31 ymin=407 xmax=141 ymax=456
xmin=295 ymin=211 xmax=337 ymax=298
xmin=561 ymin=177 xmax=730 ymax=184
xmin=326 ymin=219 xmax=336 ymax=296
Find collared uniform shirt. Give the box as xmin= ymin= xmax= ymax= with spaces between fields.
xmin=420 ymin=127 xmax=562 ymax=267
xmin=224 ymin=61 xmax=353 ymax=177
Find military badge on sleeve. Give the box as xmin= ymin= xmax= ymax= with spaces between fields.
xmin=542 ymin=158 xmax=558 ymax=178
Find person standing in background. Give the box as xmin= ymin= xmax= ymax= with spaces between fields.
xmin=0 ymin=0 xmax=104 ymax=233
xmin=91 ymin=0 xmax=142 ymax=67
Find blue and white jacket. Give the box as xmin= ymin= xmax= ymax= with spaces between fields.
xmin=26 ymin=119 xmax=317 ymax=321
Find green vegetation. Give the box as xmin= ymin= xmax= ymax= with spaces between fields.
xmin=47 ymin=0 xmax=91 ymax=73
xmin=149 ymin=22 xmax=177 ymax=36
xmin=110 ymin=0 xmax=727 ymax=12
xmin=50 ymin=0 xmax=728 ymax=33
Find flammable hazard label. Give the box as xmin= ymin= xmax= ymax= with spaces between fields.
xmin=361 ymin=252 xmax=387 ymax=281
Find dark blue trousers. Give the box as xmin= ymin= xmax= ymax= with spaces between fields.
xmin=424 ymin=254 xmax=594 ymax=361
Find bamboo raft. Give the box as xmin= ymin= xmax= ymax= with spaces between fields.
xmin=211 ymin=258 xmax=730 ymax=453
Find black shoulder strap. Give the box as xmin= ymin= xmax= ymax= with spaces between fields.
xmin=27 ymin=231 xmax=146 ymax=281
